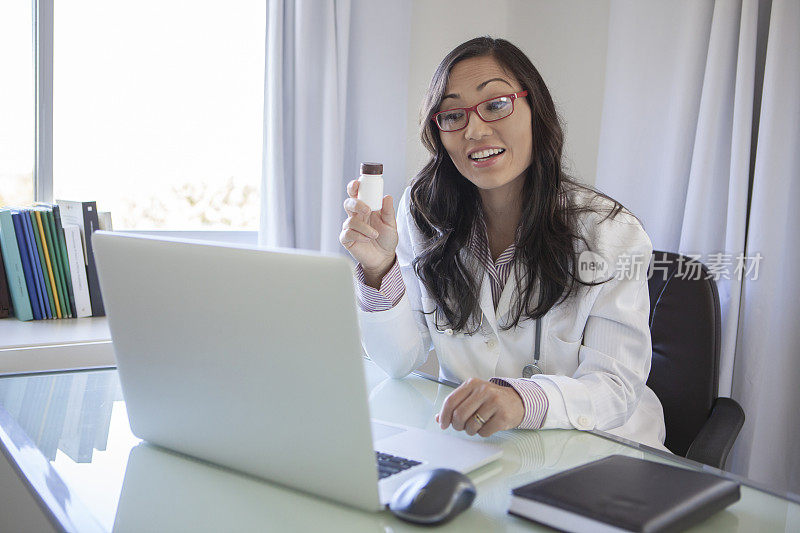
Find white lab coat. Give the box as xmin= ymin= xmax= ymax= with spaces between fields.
xmin=358 ymin=186 xmax=667 ymax=450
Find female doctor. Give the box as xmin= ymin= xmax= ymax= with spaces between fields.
xmin=339 ymin=37 xmax=667 ymax=450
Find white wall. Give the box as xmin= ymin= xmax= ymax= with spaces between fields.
xmin=405 ymin=0 xmax=610 ymax=187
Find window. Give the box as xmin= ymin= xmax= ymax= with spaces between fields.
xmin=52 ymin=1 xmax=266 ymax=230
xmin=0 ymin=1 xmax=35 ymax=207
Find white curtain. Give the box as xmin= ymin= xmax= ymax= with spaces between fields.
xmin=262 ymin=0 xmax=351 ymax=251
xmin=596 ymin=0 xmax=763 ymax=398
xmin=729 ymin=0 xmax=800 ymax=496
xmin=262 ymin=0 xmax=413 ymax=252
xmin=597 ymin=0 xmax=800 ymax=494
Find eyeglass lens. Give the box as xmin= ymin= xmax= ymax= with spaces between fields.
xmin=436 ymin=96 xmax=514 ymax=131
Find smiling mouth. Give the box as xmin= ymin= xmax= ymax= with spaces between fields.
xmin=468 ymin=148 xmax=506 ymax=162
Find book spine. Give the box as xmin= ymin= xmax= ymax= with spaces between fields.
xmin=0 ymin=243 xmax=11 ymax=318
xmin=54 ymin=201 xmax=87 ymax=261
xmin=97 ymin=211 xmax=113 ymax=231
xmin=35 ymin=210 xmax=62 ymax=319
xmin=0 ymin=209 xmax=33 ymax=321
xmin=63 ymin=226 xmax=92 ymax=318
xmin=42 ymin=209 xmax=72 ymax=318
xmin=22 ymin=211 xmax=52 ymax=319
xmin=28 ymin=210 xmax=55 ymax=318
xmin=21 ymin=213 xmax=48 ymax=320
xmin=50 ymin=209 xmax=75 ymax=318
xmin=52 ymin=205 xmax=77 ymax=317
xmin=39 ymin=209 xmax=65 ymax=318
xmin=11 ymin=213 xmax=42 ymax=320
xmin=82 ymin=202 xmax=105 ymax=317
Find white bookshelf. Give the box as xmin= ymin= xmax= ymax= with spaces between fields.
xmin=0 ymin=317 xmax=114 ymax=375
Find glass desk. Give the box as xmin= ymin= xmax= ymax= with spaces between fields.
xmin=0 ymin=360 xmax=798 ymax=532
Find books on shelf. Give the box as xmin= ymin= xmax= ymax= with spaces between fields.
xmin=56 ymin=200 xmax=105 ymax=317
xmin=0 ymin=202 xmax=111 ymax=321
xmin=15 ymin=210 xmax=46 ymax=320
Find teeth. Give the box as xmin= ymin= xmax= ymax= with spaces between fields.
xmin=469 ymin=148 xmax=505 ymax=160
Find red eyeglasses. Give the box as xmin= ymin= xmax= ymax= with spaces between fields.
xmin=432 ymin=91 xmax=528 ymax=132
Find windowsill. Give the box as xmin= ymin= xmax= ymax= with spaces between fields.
xmin=0 ymin=317 xmax=114 ymax=376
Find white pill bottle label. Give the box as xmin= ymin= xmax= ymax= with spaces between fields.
xmin=357 ymin=162 xmax=384 ymax=211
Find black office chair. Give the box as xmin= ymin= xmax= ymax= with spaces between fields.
xmin=645 ymin=251 xmax=745 ymax=469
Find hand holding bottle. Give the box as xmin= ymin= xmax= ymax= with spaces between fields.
xmin=340 ymin=179 xmax=398 ymax=288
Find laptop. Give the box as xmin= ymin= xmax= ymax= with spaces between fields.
xmin=92 ymin=232 xmax=501 ymax=511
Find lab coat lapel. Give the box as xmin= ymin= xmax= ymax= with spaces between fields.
xmin=460 ymin=248 xmax=498 ymax=333
xmin=495 ymin=262 xmax=535 ymax=327
xmin=495 ymin=266 xmax=516 ymax=322
xmin=478 ymin=269 xmax=497 ymax=332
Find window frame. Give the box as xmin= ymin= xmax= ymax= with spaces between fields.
xmin=34 ymin=0 xmax=53 ymax=203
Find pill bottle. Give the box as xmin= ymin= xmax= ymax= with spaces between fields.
xmin=357 ymin=162 xmax=384 ymax=211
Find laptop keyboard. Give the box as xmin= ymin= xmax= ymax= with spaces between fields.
xmin=376 ymin=451 xmax=421 ymax=479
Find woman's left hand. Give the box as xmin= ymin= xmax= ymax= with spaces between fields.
xmin=436 ymin=378 xmax=524 ymax=437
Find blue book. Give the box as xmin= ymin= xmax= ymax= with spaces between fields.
xmin=22 ymin=210 xmax=52 ymax=319
xmin=0 ymin=209 xmax=33 ymax=320
xmin=11 ymin=212 xmax=43 ymax=320
xmin=19 ymin=211 xmax=50 ymax=320
xmin=12 ymin=210 xmax=40 ymax=319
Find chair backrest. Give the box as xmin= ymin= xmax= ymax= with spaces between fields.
xmin=645 ymin=251 xmax=721 ymax=456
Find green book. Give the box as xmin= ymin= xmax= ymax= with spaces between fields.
xmin=35 ymin=209 xmax=64 ymax=318
xmin=28 ymin=210 xmax=56 ymax=318
xmin=41 ymin=209 xmax=71 ymax=318
xmin=44 ymin=208 xmax=73 ymax=317
xmin=51 ymin=204 xmax=77 ymax=317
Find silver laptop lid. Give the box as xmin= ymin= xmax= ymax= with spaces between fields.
xmin=92 ymin=231 xmax=382 ymax=511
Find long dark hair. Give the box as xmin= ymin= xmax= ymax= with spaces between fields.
xmin=410 ymin=36 xmax=625 ymax=332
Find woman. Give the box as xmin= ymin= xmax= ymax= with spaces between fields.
xmin=339 ymin=37 xmax=666 ymax=450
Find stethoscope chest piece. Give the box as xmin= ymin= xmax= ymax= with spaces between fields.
xmin=521 ymin=317 xmax=543 ymax=378
xmin=522 ymin=363 xmax=543 ymax=379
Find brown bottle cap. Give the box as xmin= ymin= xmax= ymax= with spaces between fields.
xmin=360 ymin=162 xmax=383 ymax=175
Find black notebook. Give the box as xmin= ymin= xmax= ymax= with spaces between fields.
xmin=509 ymin=455 xmax=740 ymax=533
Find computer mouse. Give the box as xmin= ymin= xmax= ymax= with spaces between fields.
xmin=388 ymin=468 xmax=477 ymax=525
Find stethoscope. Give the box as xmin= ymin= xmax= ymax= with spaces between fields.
xmin=433 ymin=307 xmax=543 ymax=378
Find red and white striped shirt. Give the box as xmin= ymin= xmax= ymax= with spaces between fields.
xmin=354 ymin=211 xmax=549 ymax=429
